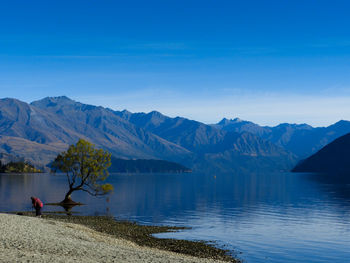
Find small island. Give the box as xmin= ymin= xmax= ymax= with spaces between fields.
xmin=0 ymin=161 xmax=42 ymax=173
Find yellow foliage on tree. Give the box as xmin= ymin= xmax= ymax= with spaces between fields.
xmin=52 ymin=139 xmax=113 ymax=204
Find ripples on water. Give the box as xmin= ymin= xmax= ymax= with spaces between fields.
xmin=0 ymin=172 xmax=349 ymax=263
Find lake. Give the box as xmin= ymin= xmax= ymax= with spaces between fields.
xmin=0 ymin=172 xmax=349 ymax=263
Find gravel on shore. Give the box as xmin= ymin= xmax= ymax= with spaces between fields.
xmin=0 ymin=213 xmax=235 ymax=263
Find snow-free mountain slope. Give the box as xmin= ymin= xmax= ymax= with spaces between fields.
xmin=214 ymin=118 xmax=350 ymax=158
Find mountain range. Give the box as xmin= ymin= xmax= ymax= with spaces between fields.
xmin=1 ymin=96 xmax=349 ymax=173
xmin=213 ymin=118 xmax=350 ymax=158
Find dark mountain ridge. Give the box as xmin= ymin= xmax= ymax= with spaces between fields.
xmin=292 ymin=133 xmax=350 ymax=174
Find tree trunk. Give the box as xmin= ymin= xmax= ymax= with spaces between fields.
xmin=61 ymin=189 xmax=77 ymax=205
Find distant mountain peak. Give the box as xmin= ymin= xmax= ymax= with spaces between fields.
xmin=116 ymin=109 xmax=133 ymax=120
xmin=31 ymin=96 xmax=77 ymax=107
xmin=330 ymin=120 xmax=350 ymax=127
xmin=276 ymin=123 xmax=313 ymax=129
xmin=0 ymin=98 xmax=31 ymax=112
xmin=0 ymin=97 xmax=28 ymax=106
xmin=232 ymin=117 xmax=243 ymax=123
xmin=41 ymin=95 xmax=73 ymax=102
xmin=1 ymin=97 xmax=22 ymax=103
xmin=217 ymin=118 xmax=229 ymax=125
xmin=53 ymin=95 xmax=71 ymax=100
xmin=218 ymin=117 xmax=245 ymax=125
xmin=148 ymin=110 xmax=165 ymax=118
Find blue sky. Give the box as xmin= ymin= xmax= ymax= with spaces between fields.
xmin=1 ymin=0 xmax=350 ymax=126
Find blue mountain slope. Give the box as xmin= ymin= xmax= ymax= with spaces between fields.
xmin=0 ymin=97 xmax=191 ymax=165
xmin=214 ymin=118 xmax=350 ymax=158
xmin=115 ymin=110 xmax=297 ymax=172
xmin=31 ymin=97 xmax=192 ymax=162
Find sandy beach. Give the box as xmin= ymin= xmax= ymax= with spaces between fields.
xmin=0 ymin=214 xmax=228 ymax=263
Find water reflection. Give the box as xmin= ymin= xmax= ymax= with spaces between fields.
xmin=304 ymin=173 xmax=350 ymax=219
xmin=306 ymin=173 xmax=350 ymax=201
xmin=0 ymin=172 xmax=349 ymax=263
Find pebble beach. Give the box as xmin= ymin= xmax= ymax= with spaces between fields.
xmin=0 ymin=214 xmax=229 ymax=263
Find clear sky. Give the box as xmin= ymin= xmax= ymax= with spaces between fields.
xmin=1 ymin=0 xmax=350 ymax=126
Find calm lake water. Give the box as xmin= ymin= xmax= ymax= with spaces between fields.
xmin=0 ymin=172 xmax=349 ymax=263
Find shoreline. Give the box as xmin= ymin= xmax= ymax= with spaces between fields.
xmin=2 ymin=212 xmax=239 ymax=263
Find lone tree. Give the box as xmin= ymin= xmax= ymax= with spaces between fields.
xmin=52 ymin=139 xmax=113 ymax=205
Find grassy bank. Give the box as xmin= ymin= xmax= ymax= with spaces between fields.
xmin=15 ymin=212 xmax=238 ymax=262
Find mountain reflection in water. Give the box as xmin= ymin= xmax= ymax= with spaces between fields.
xmin=0 ymin=172 xmax=349 ymax=263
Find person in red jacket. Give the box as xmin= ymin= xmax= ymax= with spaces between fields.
xmin=31 ymin=196 xmax=43 ymax=217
